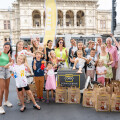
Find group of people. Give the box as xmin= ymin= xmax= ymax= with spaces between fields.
xmin=0 ymin=34 xmax=120 ymax=114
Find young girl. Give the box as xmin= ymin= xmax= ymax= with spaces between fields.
xmin=49 ymin=50 xmax=58 ymax=69
xmin=96 ymin=60 xmax=107 ymax=86
xmin=73 ymin=50 xmax=87 ymax=73
xmin=12 ymin=40 xmax=34 ymax=104
xmin=5 ymin=54 xmax=41 ymax=112
xmin=45 ymin=61 xmax=56 ymax=103
xmin=32 ymin=51 xmax=45 ymax=102
xmin=12 ymin=40 xmax=34 ymax=63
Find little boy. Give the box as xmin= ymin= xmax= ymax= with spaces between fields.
xmin=86 ymin=48 xmax=97 ymax=81
xmin=32 ymin=51 xmax=45 ymax=102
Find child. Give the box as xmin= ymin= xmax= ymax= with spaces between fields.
xmin=5 ymin=54 xmax=41 ymax=112
xmin=73 ymin=50 xmax=87 ymax=73
xmin=38 ymin=45 xmax=45 ymax=59
xmin=45 ymin=61 xmax=56 ymax=103
xmin=32 ymin=51 xmax=45 ymax=102
xmin=86 ymin=48 xmax=97 ymax=81
xmin=49 ymin=50 xmax=58 ymax=69
xmin=96 ymin=60 xmax=107 ymax=86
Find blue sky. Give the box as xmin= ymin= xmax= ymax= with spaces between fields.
xmin=0 ymin=0 xmax=120 ymax=23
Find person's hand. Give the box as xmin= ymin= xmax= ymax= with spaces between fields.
xmin=34 ymin=59 xmax=36 ymax=64
xmin=44 ymin=43 xmax=47 ymax=48
xmin=96 ymin=42 xmax=99 ymax=46
xmin=24 ymin=63 xmax=28 ymax=67
xmin=10 ymin=61 xmax=14 ymax=66
xmin=0 ymin=51 xmax=1 ymax=56
xmin=110 ymin=34 xmax=113 ymax=37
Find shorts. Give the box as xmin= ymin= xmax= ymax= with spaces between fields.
xmin=97 ymin=77 xmax=105 ymax=85
xmin=17 ymin=85 xmax=30 ymax=92
xmin=0 ymin=67 xmax=11 ymax=79
xmin=86 ymin=70 xmax=95 ymax=80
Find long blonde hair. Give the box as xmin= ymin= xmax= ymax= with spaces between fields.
xmin=16 ymin=40 xmax=24 ymax=61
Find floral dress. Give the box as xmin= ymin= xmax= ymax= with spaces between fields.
xmin=99 ymin=53 xmax=113 ymax=79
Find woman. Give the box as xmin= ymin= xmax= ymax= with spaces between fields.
xmin=55 ymin=38 xmax=68 ymax=68
xmin=106 ymin=37 xmax=118 ymax=80
xmin=110 ymin=34 xmax=120 ymax=81
xmin=0 ymin=42 xmax=13 ymax=114
xmin=30 ymin=39 xmax=38 ymax=53
xmin=45 ymin=40 xmax=54 ymax=62
xmin=98 ymin=43 xmax=113 ymax=85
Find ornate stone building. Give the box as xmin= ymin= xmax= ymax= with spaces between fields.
xmin=0 ymin=0 xmax=111 ymax=46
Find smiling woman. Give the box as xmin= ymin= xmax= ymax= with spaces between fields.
xmin=0 ymin=42 xmax=13 ymax=114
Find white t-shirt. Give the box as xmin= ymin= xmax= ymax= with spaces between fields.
xmin=96 ymin=66 xmax=107 ymax=78
xmin=87 ymin=55 xmax=97 ymax=70
xmin=72 ymin=46 xmax=77 ymax=53
xmin=75 ymin=57 xmax=86 ymax=69
xmin=9 ymin=64 xmax=28 ymax=88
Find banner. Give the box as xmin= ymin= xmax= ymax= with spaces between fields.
xmin=44 ymin=0 xmax=57 ymax=44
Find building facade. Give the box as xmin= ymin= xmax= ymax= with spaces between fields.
xmin=0 ymin=0 xmax=112 ymax=46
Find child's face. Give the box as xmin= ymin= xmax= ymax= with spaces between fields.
xmin=38 ymin=46 xmax=43 ymax=52
xmin=36 ymin=53 xmax=41 ymax=59
xmin=90 ymin=50 xmax=95 ymax=57
xmin=47 ymin=63 xmax=52 ymax=69
xmin=17 ymin=56 xmax=24 ymax=64
xmin=98 ymin=61 xmax=103 ymax=67
xmin=77 ymin=52 xmax=83 ymax=58
xmin=51 ymin=51 xmax=55 ymax=57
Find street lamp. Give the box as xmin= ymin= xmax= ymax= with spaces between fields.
xmin=8 ymin=6 xmax=12 ymax=45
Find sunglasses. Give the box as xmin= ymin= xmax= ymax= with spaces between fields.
xmin=60 ymin=42 xmax=63 ymax=44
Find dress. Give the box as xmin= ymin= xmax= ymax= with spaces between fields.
xmin=99 ymin=53 xmax=113 ymax=79
xmin=45 ymin=68 xmax=56 ymax=90
xmin=116 ymin=49 xmax=120 ymax=81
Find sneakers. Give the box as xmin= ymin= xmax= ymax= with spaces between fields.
xmin=0 ymin=106 xmax=5 ymax=114
xmin=4 ymin=101 xmax=13 ymax=107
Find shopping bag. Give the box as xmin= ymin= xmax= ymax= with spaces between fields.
xmin=111 ymin=93 xmax=120 ymax=112
xmin=68 ymin=86 xmax=80 ymax=104
xmin=55 ymin=87 xmax=67 ymax=103
xmin=95 ymin=93 xmax=111 ymax=112
xmin=83 ymin=89 xmax=94 ymax=107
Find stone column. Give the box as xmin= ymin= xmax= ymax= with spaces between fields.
xmin=63 ymin=11 xmax=66 ymax=28
xmin=74 ymin=11 xmax=77 ymax=28
xmin=41 ymin=11 xmax=44 ymax=28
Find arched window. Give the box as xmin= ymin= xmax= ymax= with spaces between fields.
xmin=77 ymin=10 xmax=85 ymax=26
xmin=32 ymin=10 xmax=41 ymax=27
xmin=66 ymin=10 xmax=74 ymax=27
xmin=58 ymin=10 xmax=63 ymax=26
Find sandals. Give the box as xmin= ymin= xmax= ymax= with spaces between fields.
xmin=41 ymin=97 xmax=45 ymax=102
xmin=20 ymin=106 xmax=26 ymax=112
xmin=33 ymin=104 xmax=41 ymax=110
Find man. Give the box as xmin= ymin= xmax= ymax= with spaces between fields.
xmin=69 ymin=39 xmax=77 ymax=67
xmin=106 ymin=37 xmax=118 ymax=80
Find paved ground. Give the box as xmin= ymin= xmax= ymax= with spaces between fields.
xmin=0 ymin=78 xmax=120 ymax=120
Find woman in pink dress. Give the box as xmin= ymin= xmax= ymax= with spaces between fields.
xmin=45 ymin=61 xmax=56 ymax=103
